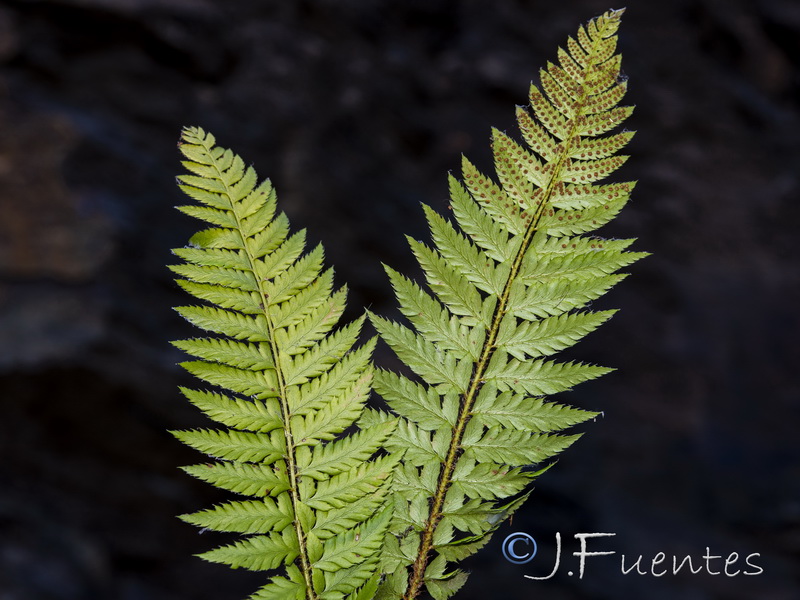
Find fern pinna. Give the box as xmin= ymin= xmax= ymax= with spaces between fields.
xmin=368 ymin=10 xmax=646 ymax=599
xmin=170 ymin=127 xmax=397 ymax=600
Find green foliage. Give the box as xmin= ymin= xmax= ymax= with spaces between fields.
xmin=170 ymin=9 xmax=647 ymax=600
xmin=367 ymin=10 xmax=647 ymax=600
xmin=171 ymin=127 xmax=397 ymax=600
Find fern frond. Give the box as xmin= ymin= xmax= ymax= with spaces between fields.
xmin=369 ymin=10 xmax=647 ymax=599
xmin=172 ymin=127 xmax=395 ymax=600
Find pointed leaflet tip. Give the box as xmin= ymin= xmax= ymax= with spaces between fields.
xmin=601 ymin=8 xmax=626 ymax=35
xmin=601 ymin=8 xmax=626 ymax=23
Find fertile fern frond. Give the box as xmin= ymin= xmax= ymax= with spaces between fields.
xmin=171 ymin=127 xmax=396 ymax=600
xmin=368 ymin=10 xmax=647 ymax=600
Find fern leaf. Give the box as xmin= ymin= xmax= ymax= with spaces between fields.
xmin=200 ymin=530 xmax=301 ymax=571
xmin=178 ymin=387 xmax=282 ymax=433
xmin=181 ymin=461 xmax=289 ymax=497
xmin=176 ymin=280 xmax=263 ymax=314
xmin=181 ymin=498 xmax=294 ymax=534
xmin=249 ymin=576 xmax=305 ymax=600
xmin=312 ymin=481 xmax=393 ymax=537
xmin=471 ymin=392 xmax=597 ymax=433
xmin=173 ymin=338 xmax=275 ymax=371
xmin=314 ymin=507 xmax=392 ymax=572
xmin=299 ymin=419 xmax=396 ymax=480
xmin=369 ymin=11 xmax=646 ymax=599
xmin=171 ymin=127 xmax=395 ymax=600
xmin=173 ymin=428 xmax=285 ymax=463
xmin=289 ymin=340 xmax=374 ymax=416
xmin=373 ymin=370 xmax=458 ymax=432
xmin=175 ymin=305 xmax=270 ymax=341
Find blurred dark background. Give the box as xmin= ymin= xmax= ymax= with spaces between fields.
xmin=0 ymin=0 xmax=798 ymax=598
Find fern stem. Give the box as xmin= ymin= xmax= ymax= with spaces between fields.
xmin=201 ymin=136 xmax=318 ymax=600
xmin=260 ymin=298 xmax=317 ymax=600
xmin=403 ymin=22 xmax=612 ymax=600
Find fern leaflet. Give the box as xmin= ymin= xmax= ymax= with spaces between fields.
xmin=367 ymin=10 xmax=647 ymax=600
xmin=171 ymin=127 xmax=396 ymax=600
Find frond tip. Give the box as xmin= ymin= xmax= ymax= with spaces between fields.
xmin=369 ymin=9 xmax=647 ymax=600
xmin=171 ymin=126 xmax=396 ymax=600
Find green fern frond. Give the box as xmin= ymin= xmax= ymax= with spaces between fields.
xmin=171 ymin=127 xmax=397 ymax=600
xmin=368 ymin=10 xmax=647 ymax=600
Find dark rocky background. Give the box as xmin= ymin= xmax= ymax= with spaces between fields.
xmin=0 ymin=0 xmax=798 ymax=598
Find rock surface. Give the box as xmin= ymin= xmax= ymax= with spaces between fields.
xmin=0 ymin=0 xmax=798 ymax=598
